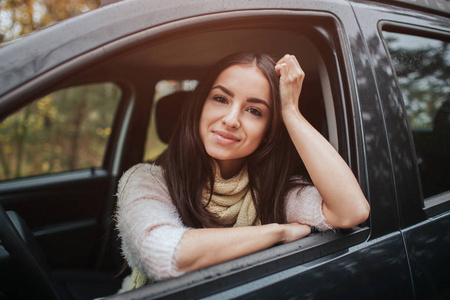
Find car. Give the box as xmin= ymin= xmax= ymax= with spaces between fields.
xmin=0 ymin=0 xmax=449 ymax=299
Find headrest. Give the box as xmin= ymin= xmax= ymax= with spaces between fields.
xmin=156 ymin=91 xmax=192 ymax=144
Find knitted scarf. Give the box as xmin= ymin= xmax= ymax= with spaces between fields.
xmin=127 ymin=164 xmax=259 ymax=290
xmin=202 ymin=164 xmax=260 ymax=227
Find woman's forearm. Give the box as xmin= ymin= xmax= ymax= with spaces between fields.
xmin=276 ymin=54 xmax=369 ymax=229
xmin=283 ymin=108 xmax=370 ymax=228
xmin=176 ymin=223 xmax=311 ymax=273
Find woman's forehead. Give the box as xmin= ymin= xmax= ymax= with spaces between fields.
xmin=212 ymin=64 xmax=272 ymax=104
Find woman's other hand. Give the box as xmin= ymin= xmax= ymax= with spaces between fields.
xmin=280 ymin=223 xmax=312 ymax=243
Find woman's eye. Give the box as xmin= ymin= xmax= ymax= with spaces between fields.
xmin=247 ymin=107 xmax=262 ymax=116
xmin=213 ymin=95 xmax=228 ymax=104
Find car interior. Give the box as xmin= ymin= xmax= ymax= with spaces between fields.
xmin=0 ymin=15 xmax=360 ymax=300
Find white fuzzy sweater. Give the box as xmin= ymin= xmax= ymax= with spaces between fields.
xmin=116 ymin=163 xmax=331 ymax=282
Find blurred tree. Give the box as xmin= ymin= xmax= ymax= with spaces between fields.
xmin=0 ymin=0 xmax=100 ymax=42
xmin=0 ymin=83 xmax=121 ymax=180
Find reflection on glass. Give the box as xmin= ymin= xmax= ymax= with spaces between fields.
xmin=383 ymin=31 xmax=449 ymax=198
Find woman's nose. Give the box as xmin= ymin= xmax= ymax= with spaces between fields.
xmin=221 ymin=108 xmax=240 ymax=129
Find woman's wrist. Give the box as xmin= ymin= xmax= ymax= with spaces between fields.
xmin=281 ymin=103 xmax=299 ymax=116
xmin=277 ymin=223 xmax=312 ymax=244
xmin=262 ymin=223 xmax=286 ymax=244
xmin=281 ymin=105 xmax=308 ymax=129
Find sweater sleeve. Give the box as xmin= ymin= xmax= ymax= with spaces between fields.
xmin=284 ymin=181 xmax=333 ymax=231
xmin=116 ymin=164 xmax=190 ymax=281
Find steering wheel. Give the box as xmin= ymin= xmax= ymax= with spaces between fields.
xmin=0 ymin=203 xmax=59 ymax=299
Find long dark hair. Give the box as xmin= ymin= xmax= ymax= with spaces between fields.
xmin=156 ymin=52 xmax=306 ymax=228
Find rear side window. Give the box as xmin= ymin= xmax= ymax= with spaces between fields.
xmin=0 ymin=83 xmax=121 ymax=180
xmin=383 ymin=31 xmax=449 ymax=198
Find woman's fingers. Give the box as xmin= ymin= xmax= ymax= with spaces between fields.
xmin=286 ymin=55 xmax=304 ymax=83
xmin=276 ymin=54 xmax=305 ymax=89
xmin=275 ymin=62 xmax=288 ymax=78
xmin=289 ymin=54 xmax=302 ymax=71
xmin=276 ymin=54 xmax=304 ymax=78
xmin=282 ymin=223 xmax=311 ymax=243
xmin=276 ymin=54 xmax=293 ymax=65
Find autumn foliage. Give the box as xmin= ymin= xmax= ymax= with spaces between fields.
xmin=1 ymin=0 xmax=100 ymax=42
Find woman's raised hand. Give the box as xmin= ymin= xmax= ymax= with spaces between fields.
xmin=275 ymin=54 xmax=305 ymax=116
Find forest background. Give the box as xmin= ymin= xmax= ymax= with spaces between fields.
xmin=1 ymin=0 xmax=100 ymax=42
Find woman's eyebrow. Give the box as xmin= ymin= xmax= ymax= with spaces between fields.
xmin=247 ymin=98 xmax=270 ymax=109
xmin=212 ymin=85 xmax=270 ymax=108
xmin=212 ymin=85 xmax=234 ymax=97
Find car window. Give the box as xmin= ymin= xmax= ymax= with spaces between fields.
xmin=143 ymin=79 xmax=197 ymax=161
xmin=382 ymin=31 xmax=449 ymax=199
xmin=0 ymin=82 xmax=121 ymax=180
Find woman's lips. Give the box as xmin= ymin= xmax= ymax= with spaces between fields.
xmin=213 ymin=130 xmax=240 ymax=145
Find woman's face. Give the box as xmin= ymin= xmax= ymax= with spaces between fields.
xmin=199 ymin=64 xmax=272 ymax=177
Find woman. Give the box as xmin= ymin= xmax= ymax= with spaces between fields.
xmin=116 ymin=52 xmax=370 ymax=290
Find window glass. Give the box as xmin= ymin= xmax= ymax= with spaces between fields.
xmin=383 ymin=31 xmax=449 ymax=198
xmin=144 ymin=79 xmax=197 ymax=161
xmin=0 ymin=83 xmax=121 ymax=180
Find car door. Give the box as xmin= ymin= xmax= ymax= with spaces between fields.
xmin=0 ymin=81 xmax=127 ymax=271
xmin=350 ymin=1 xmax=450 ymax=299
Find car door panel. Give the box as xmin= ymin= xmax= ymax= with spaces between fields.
xmin=403 ymin=213 xmax=450 ymax=299
xmin=216 ymin=233 xmax=413 ymax=300
xmin=0 ymin=170 xmax=109 ymax=269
